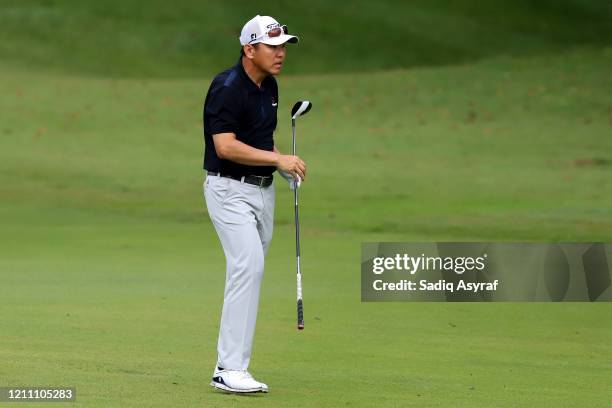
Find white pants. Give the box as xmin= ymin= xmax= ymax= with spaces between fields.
xmin=204 ymin=174 xmax=275 ymax=370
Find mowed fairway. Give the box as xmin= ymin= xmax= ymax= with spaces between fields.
xmin=2 ymin=0 xmax=612 ymax=404
xmin=1 ymin=45 xmax=611 ymax=406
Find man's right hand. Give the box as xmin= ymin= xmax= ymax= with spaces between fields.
xmin=277 ymin=154 xmax=307 ymax=181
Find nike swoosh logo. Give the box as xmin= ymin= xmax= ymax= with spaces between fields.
xmin=272 ymin=103 xmax=278 ymax=107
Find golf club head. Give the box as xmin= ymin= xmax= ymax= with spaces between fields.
xmin=291 ymin=100 xmax=312 ymax=119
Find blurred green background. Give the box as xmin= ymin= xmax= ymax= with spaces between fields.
xmin=1 ymin=1 xmax=611 ymax=407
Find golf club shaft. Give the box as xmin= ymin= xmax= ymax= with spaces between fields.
xmin=295 ymin=188 xmax=303 ymax=329
xmin=292 ymin=119 xmax=304 ymax=330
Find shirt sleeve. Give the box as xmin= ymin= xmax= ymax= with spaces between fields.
xmin=205 ymin=83 xmax=242 ymax=135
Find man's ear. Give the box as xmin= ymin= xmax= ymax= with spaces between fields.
xmin=243 ymin=44 xmax=256 ymax=59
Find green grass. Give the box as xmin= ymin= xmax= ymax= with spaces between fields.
xmin=2 ymin=1 xmax=612 ymax=406
xmin=3 ymin=47 xmax=611 ymax=239
xmin=1 ymin=0 xmax=611 ymax=77
xmin=2 ymin=47 xmax=612 ymax=406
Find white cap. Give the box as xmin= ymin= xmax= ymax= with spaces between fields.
xmin=239 ymin=15 xmax=299 ymax=46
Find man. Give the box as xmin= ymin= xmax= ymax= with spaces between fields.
xmin=202 ymin=15 xmax=306 ymax=394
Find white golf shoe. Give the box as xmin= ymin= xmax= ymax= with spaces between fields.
xmin=210 ymin=367 xmax=269 ymax=393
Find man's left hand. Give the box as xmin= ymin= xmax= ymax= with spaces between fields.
xmin=278 ymin=169 xmax=301 ymax=190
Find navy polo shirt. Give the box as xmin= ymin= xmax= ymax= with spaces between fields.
xmin=203 ymin=57 xmax=279 ymax=177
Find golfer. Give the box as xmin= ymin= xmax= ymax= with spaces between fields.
xmin=202 ymin=15 xmax=306 ymax=394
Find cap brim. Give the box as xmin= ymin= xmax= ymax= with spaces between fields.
xmin=261 ymin=34 xmax=299 ymax=45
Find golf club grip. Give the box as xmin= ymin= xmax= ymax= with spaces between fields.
xmin=297 ymin=298 xmax=304 ymax=329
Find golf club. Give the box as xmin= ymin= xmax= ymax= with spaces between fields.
xmin=290 ymin=100 xmax=312 ymax=330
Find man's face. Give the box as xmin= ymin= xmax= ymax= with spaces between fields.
xmin=248 ymin=43 xmax=287 ymax=75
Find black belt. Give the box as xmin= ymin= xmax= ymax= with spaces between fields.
xmin=208 ymin=171 xmax=273 ymax=188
